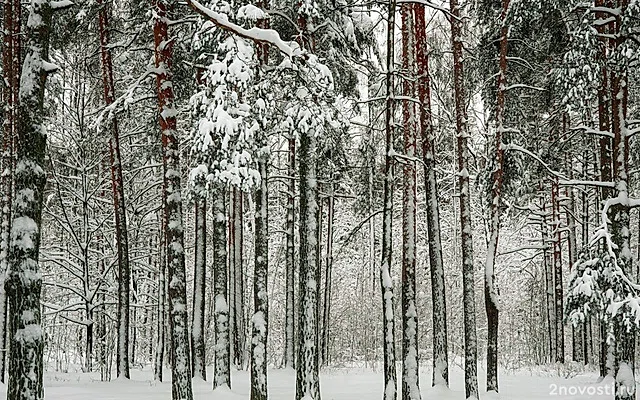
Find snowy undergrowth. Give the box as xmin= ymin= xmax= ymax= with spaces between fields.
xmin=0 ymin=364 xmax=627 ymax=400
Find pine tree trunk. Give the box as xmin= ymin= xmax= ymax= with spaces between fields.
xmin=414 ymin=4 xmax=448 ymax=388
xmin=251 ymin=155 xmax=269 ymax=400
xmin=97 ymin=0 xmax=131 ymax=379
xmin=551 ymin=178 xmax=564 ymax=363
xmin=155 ymin=210 xmax=166 ymax=381
xmin=192 ymin=197 xmax=207 ymax=380
xmin=284 ymin=136 xmax=296 ymax=369
xmin=295 ymin=126 xmax=320 ymax=400
xmin=213 ymin=184 xmax=230 ymax=388
xmin=541 ymin=193 xmax=556 ymax=363
xmin=400 ymin=4 xmax=421 ymax=399
xmin=153 ymin=1 xmax=193 ymax=398
xmin=321 ymin=188 xmax=334 ymax=366
xmin=610 ymin=2 xmax=633 ymax=396
xmin=0 ymin=0 xmax=17 ymax=383
xmin=484 ymin=0 xmax=508 ymax=391
xmin=230 ymin=187 xmax=245 ymax=369
xmin=381 ymin=0 xmax=398 ymax=396
xmin=450 ymin=0 xmax=479 ymax=397
xmin=6 ymin=1 xmax=54 ymax=398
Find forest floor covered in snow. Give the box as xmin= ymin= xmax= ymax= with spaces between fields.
xmin=0 ymin=364 xmax=632 ymax=399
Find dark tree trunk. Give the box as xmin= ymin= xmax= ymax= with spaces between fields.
xmin=381 ymin=0 xmax=398 ymax=396
xmin=295 ymin=120 xmax=320 ymax=400
xmin=484 ymin=0 xmax=509 ymax=392
xmin=400 ymin=4 xmax=421 ymax=399
xmin=450 ymin=0 xmax=479 ymax=397
xmin=414 ymin=3 xmax=448 ymax=388
xmin=6 ymin=1 xmax=57 ymax=398
xmin=541 ymin=193 xmax=556 ymax=363
xmin=230 ymin=187 xmax=245 ymax=369
xmin=153 ymin=1 xmax=193 ymax=398
xmin=284 ymin=136 xmax=296 ymax=369
xmin=321 ymin=189 xmax=334 ymax=367
xmin=97 ymin=0 xmax=131 ymax=379
xmin=191 ymin=197 xmax=207 ymax=380
xmin=250 ymin=26 xmax=269 ymax=400
xmin=0 ymin=0 xmax=17 ymax=383
xmin=213 ymin=184 xmax=230 ymax=388
xmin=155 ymin=210 xmax=166 ymax=381
xmin=551 ymin=178 xmax=564 ymax=363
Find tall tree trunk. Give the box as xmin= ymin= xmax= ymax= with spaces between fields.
xmin=541 ymin=193 xmax=556 ymax=363
xmin=483 ymin=0 xmax=509 ymax=392
xmin=192 ymin=197 xmax=207 ymax=380
xmin=284 ymin=135 xmax=296 ymax=369
xmin=6 ymin=0 xmax=58 ymax=398
xmin=414 ymin=4 xmax=448 ymax=388
xmin=97 ymin=0 xmax=131 ymax=379
xmin=155 ymin=211 xmax=166 ymax=381
xmin=230 ymin=187 xmax=245 ymax=369
xmin=551 ymin=177 xmax=564 ymax=363
xmin=381 ymin=0 xmax=398 ymax=396
xmin=213 ymin=184 xmax=230 ymax=388
xmin=610 ymin=2 xmax=633 ymax=397
xmin=250 ymin=25 xmax=269 ymax=400
xmin=0 ymin=0 xmax=17 ymax=383
xmin=400 ymin=4 xmax=421 ymax=400
xmin=153 ymin=1 xmax=193 ymax=398
xmin=295 ymin=112 xmax=320 ymax=400
xmin=321 ymin=187 xmax=334 ymax=366
xmin=450 ymin=0 xmax=479 ymax=396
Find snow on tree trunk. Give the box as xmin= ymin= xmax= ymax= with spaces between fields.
xmin=229 ymin=187 xmax=245 ymax=370
xmin=400 ymin=4 xmax=421 ymax=400
xmin=97 ymin=0 xmax=131 ymax=379
xmin=540 ymin=194 xmax=556 ymax=363
xmin=381 ymin=0 xmax=398 ymax=397
xmin=295 ymin=126 xmax=320 ymax=400
xmin=449 ymin=0 xmax=479 ymax=397
xmin=251 ymin=153 xmax=268 ymax=400
xmin=551 ymin=177 xmax=564 ymax=363
xmin=155 ymin=209 xmax=166 ymax=382
xmin=284 ymin=136 xmax=296 ymax=369
xmin=153 ymin=1 xmax=193 ymax=398
xmin=191 ymin=197 xmax=207 ymax=380
xmin=414 ymin=4 xmax=448 ymax=388
xmin=484 ymin=0 xmax=508 ymax=391
xmin=6 ymin=0 xmax=56 ymax=398
xmin=0 ymin=0 xmax=18 ymax=382
xmin=321 ymin=187 xmax=334 ymax=367
xmin=609 ymin=1 xmax=634 ymax=394
xmin=213 ymin=184 xmax=230 ymax=389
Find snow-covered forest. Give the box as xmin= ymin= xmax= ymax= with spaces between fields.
xmin=0 ymin=0 xmax=639 ymax=399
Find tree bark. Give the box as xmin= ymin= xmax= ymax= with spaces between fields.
xmin=400 ymin=4 xmax=421 ymax=400
xmin=484 ymin=0 xmax=508 ymax=391
xmin=192 ymin=197 xmax=207 ymax=380
xmin=551 ymin=177 xmax=564 ymax=363
xmin=414 ymin=4 xmax=448 ymax=388
xmin=97 ymin=0 xmax=131 ymax=379
xmin=610 ymin=2 xmax=633 ymax=397
xmin=0 ymin=0 xmax=17 ymax=383
xmin=284 ymin=135 xmax=296 ymax=369
xmin=6 ymin=1 xmax=55 ymax=398
xmin=153 ymin=1 xmax=193 ymax=398
xmin=450 ymin=0 xmax=479 ymax=397
xmin=321 ymin=187 xmax=334 ymax=366
xmin=213 ymin=184 xmax=230 ymax=388
xmin=154 ymin=211 xmax=166 ymax=381
xmin=381 ymin=0 xmax=398 ymax=396
xmin=540 ymin=192 xmax=556 ymax=363
xmin=230 ymin=187 xmax=245 ymax=369
xmin=295 ymin=116 xmax=320 ymax=400
xmin=449 ymin=0 xmax=478 ymax=399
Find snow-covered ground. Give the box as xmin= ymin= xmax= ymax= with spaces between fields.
xmin=0 ymin=364 xmax=633 ymax=399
